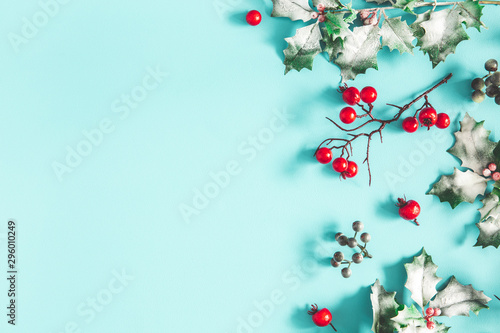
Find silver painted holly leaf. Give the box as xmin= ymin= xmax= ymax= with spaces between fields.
xmin=271 ymin=0 xmax=313 ymax=22
xmin=324 ymin=12 xmax=350 ymax=36
xmin=458 ymin=0 xmax=486 ymax=31
xmin=448 ymin=113 xmax=498 ymax=174
xmin=312 ymin=0 xmax=340 ymax=9
xmin=475 ymin=193 xmax=500 ymax=248
xmin=404 ymin=248 xmax=442 ymax=309
xmin=391 ymin=305 xmax=427 ymax=329
xmin=365 ymin=0 xmax=391 ymax=4
xmin=334 ymin=25 xmax=381 ymax=82
xmin=413 ymin=8 xmax=470 ymax=67
xmin=381 ymin=17 xmax=415 ymax=54
xmin=427 ymin=168 xmax=488 ymax=209
xmin=399 ymin=321 xmax=450 ymax=333
xmin=394 ymin=0 xmax=417 ymax=14
xmin=322 ymin=28 xmax=344 ymax=61
xmin=429 ymin=276 xmax=491 ymax=317
xmin=283 ymin=23 xmax=322 ymax=74
xmin=371 ymin=280 xmax=400 ymax=333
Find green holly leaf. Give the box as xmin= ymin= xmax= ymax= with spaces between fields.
xmin=394 ymin=0 xmax=417 ymax=14
xmin=427 ymin=168 xmax=488 ymax=209
xmin=458 ymin=0 xmax=486 ymax=31
xmin=283 ymin=23 xmax=322 ymax=74
xmin=413 ymin=8 xmax=470 ymax=67
xmin=380 ymin=17 xmax=415 ymax=54
xmin=371 ymin=280 xmax=400 ymax=333
xmin=325 ymin=12 xmax=351 ymax=36
xmin=391 ymin=305 xmax=427 ymax=329
xmin=322 ymin=28 xmax=344 ymax=61
xmin=271 ymin=0 xmax=313 ymax=22
xmin=334 ymin=25 xmax=382 ymax=82
xmin=342 ymin=2 xmax=357 ymax=23
xmin=429 ymin=276 xmax=491 ymax=317
xmin=404 ymin=248 xmax=442 ymax=309
xmin=475 ymin=193 xmax=500 ymax=248
xmin=399 ymin=321 xmax=450 ymax=333
xmin=447 ymin=113 xmax=498 ymax=174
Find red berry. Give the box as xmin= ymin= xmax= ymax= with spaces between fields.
xmin=427 ymin=321 xmax=436 ymax=330
xmin=317 ymin=3 xmax=326 ymax=11
xmin=396 ymin=197 xmax=421 ymax=224
xmin=311 ymin=308 xmax=332 ymax=327
xmin=316 ymin=147 xmax=333 ymax=164
xmin=360 ymin=86 xmax=377 ymax=104
xmin=246 ymin=10 xmax=262 ymax=26
xmin=332 ymin=157 xmax=348 ymax=172
xmin=344 ymin=161 xmax=358 ymax=178
xmin=339 ymin=107 xmax=357 ymax=124
xmin=318 ymin=14 xmax=326 ymax=22
xmin=425 ymin=308 xmax=435 ymax=317
xmin=418 ymin=107 xmax=438 ymax=128
xmin=488 ymin=163 xmax=497 ymax=171
xmin=402 ymin=117 xmax=419 ymax=133
xmin=493 ymin=172 xmax=500 ymax=181
xmin=436 ymin=113 xmax=450 ymax=129
xmin=433 ymin=308 xmax=441 ymax=316
xmin=342 ymin=87 xmax=360 ymax=105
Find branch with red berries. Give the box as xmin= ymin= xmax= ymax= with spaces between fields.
xmin=315 ymin=73 xmax=453 ymax=185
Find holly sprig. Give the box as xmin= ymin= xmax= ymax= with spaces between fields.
xmin=428 ymin=113 xmax=500 ymax=248
xmin=371 ymin=248 xmax=491 ymax=333
xmin=271 ymin=0 xmax=499 ymax=82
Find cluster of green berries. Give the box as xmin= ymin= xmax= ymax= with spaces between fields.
xmin=471 ymin=59 xmax=500 ymax=104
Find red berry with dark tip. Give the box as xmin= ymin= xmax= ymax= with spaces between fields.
xmin=396 ymin=197 xmax=421 ymax=225
xmin=339 ymin=107 xmax=357 ymax=124
xmin=360 ymin=86 xmax=377 ymax=104
xmin=418 ymin=107 xmax=438 ymax=128
xmin=342 ymin=87 xmax=360 ymax=105
xmin=316 ymin=147 xmax=333 ymax=164
xmin=402 ymin=117 xmax=419 ymax=133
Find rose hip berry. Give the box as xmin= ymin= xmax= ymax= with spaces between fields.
xmin=402 ymin=117 xmax=419 ymax=133
xmin=246 ymin=10 xmax=262 ymax=26
xmin=307 ymin=304 xmax=337 ymax=331
xmin=343 ymin=161 xmax=358 ymax=178
xmin=436 ymin=113 xmax=450 ymax=129
xmin=396 ymin=197 xmax=421 ymax=225
xmin=332 ymin=157 xmax=348 ymax=172
xmin=316 ymin=147 xmax=333 ymax=164
xmin=360 ymin=86 xmax=377 ymax=104
xmin=418 ymin=107 xmax=438 ymax=129
xmin=339 ymin=107 xmax=357 ymax=124
xmin=342 ymin=87 xmax=361 ymax=105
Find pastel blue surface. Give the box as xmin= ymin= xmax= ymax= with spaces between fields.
xmin=0 ymin=0 xmax=499 ymax=332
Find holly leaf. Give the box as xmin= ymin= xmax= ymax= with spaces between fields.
xmin=334 ymin=25 xmax=382 ymax=82
xmin=283 ymin=23 xmax=322 ymax=74
xmin=458 ymin=0 xmax=486 ymax=31
xmin=322 ymin=28 xmax=344 ymax=61
xmin=391 ymin=305 xmax=427 ymax=329
xmin=365 ymin=0 xmax=391 ymax=4
xmin=399 ymin=321 xmax=450 ymax=333
xmin=324 ymin=12 xmax=351 ymax=36
xmin=413 ymin=8 xmax=470 ymax=67
xmin=447 ymin=113 xmax=498 ymax=174
xmin=371 ymin=280 xmax=400 ymax=333
xmin=271 ymin=0 xmax=313 ymax=22
xmin=404 ymin=248 xmax=442 ymax=309
xmin=429 ymin=276 xmax=491 ymax=317
xmin=475 ymin=193 xmax=500 ymax=248
xmin=427 ymin=168 xmax=488 ymax=209
xmin=312 ymin=0 xmax=340 ymax=9
xmin=394 ymin=0 xmax=417 ymax=14
xmin=380 ymin=16 xmax=415 ymax=54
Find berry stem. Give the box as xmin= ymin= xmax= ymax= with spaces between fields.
xmin=357 ymin=244 xmax=373 ymax=258
xmin=316 ymin=73 xmax=452 ymax=185
xmin=329 ymin=322 xmax=338 ymax=332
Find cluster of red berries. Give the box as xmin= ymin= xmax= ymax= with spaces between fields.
xmin=424 ymin=307 xmax=442 ymax=330
xmin=311 ymin=3 xmax=327 ymax=22
xmin=316 ymin=149 xmax=358 ymax=179
xmin=482 ymin=162 xmax=500 ymax=180
xmin=340 ymin=86 xmax=378 ymax=123
xmin=401 ymin=107 xmax=450 ymax=133
xmin=307 ymin=304 xmax=337 ymax=331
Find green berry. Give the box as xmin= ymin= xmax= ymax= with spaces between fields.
xmin=341 ymin=267 xmax=352 ymax=278
xmin=352 ymin=221 xmax=364 ymax=232
xmin=347 ymin=237 xmax=358 ymax=248
xmin=472 ymin=90 xmax=486 ymax=103
xmin=486 ymin=59 xmax=499 ymax=72
xmin=471 ymin=78 xmax=485 ymax=91
xmin=334 ymin=251 xmax=344 ymax=262
xmin=360 ymin=232 xmax=371 ymax=243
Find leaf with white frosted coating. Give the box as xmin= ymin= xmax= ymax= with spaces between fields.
xmin=312 ymin=0 xmax=340 ymax=9
xmin=271 ymin=0 xmax=313 ymax=22
xmin=448 ymin=113 xmax=498 ymax=174
xmin=381 ymin=17 xmax=415 ymax=54
xmin=399 ymin=321 xmax=450 ymax=333
xmin=371 ymin=280 xmax=400 ymax=333
xmin=283 ymin=23 xmax=322 ymax=74
xmin=365 ymin=0 xmax=391 ymax=4
xmin=404 ymin=248 xmax=442 ymax=309
xmin=458 ymin=0 xmax=486 ymax=31
xmin=413 ymin=8 xmax=470 ymax=67
xmin=475 ymin=194 xmax=500 ymax=248
xmin=391 ymin=305 xmax=426 ymax=328
xmin=427 ymin=168 xmax=488 ymax=209
xmin=429 ymin=276 xmax=491 ymax=317
xmin=334 ymin=25 xmax=381 ymax=82
xmin=322 ymin=28 xmax=344 ymax=61
xmin=394 ymin=0 xmax=417 ymax=14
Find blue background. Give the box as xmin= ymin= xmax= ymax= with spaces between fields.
xmin=0 ymin=0 xmax=499 ymax=332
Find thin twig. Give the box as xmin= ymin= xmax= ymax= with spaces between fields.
xmin=330 ymin=0 xmax=500 ymax=13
